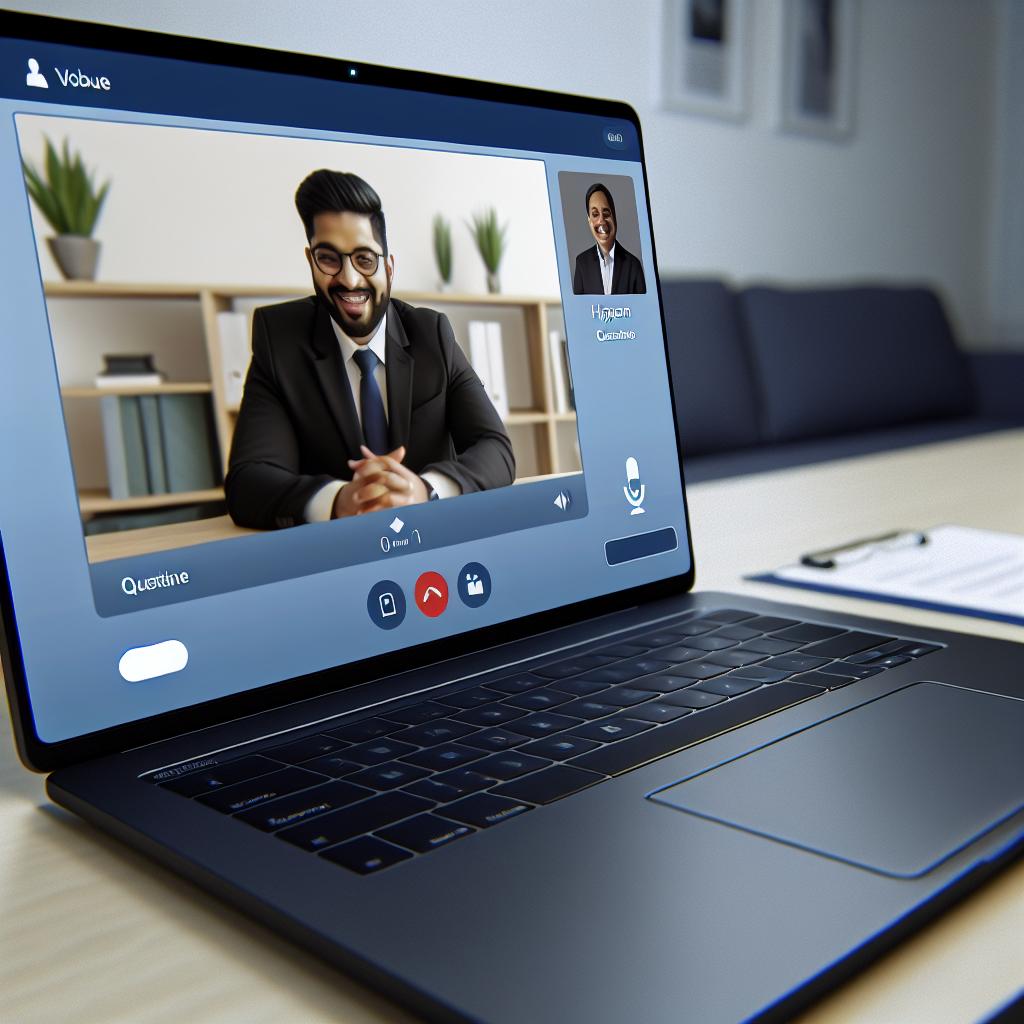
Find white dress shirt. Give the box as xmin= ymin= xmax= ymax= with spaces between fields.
xmin=597 ymin=242 xmax=616 ymax=295
xmin=304 ymin=313 xmax=460 ymax=522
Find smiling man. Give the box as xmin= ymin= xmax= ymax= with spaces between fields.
xmin=571 ymin=182 xmax=646 ymax=296
xmin=225 ymin=169 xmax=515 ymax=530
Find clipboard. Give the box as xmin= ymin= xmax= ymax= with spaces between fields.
xmin=749 ymin=525 xmax=1024 ymax=628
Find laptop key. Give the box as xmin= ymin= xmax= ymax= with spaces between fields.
xmin=735 ymin=637 xmax=802 ymax=656
xmin=520 ymin=735 xmax=602 ymax=760
xmin=492 ymin=765 xmax=605 ymax=805
xmin=832 ymin=662 xmax=885 ymax=678
xmin=702 ymin=609 xmax=756 ymax=623
xmin=569 ymin=682 xmax=824 ymax=776
xmin=320 ymin=836 xmax=412 ymax=874
xmin=622 ymin=673 xmax=693 ymax=693
xmin=277 ymin=791 xmax=433 ymax=851
xmin=392 ymin=720 xmax=477 ymax=746
xmin=666 ymin=661 xmax=729 ymax=680
xmin=504 ymin=713 xmax=583 ymax=738
xmin=444 ymin=794 xmax=533 ymax=828
xmin=160 ymin=755 xmax=284 ymax=796
xmin=324 ymin=717 xmax=402 ymax=743
xmin=614 ymin=656 xmax=676 ymax=678
xmin=472 ymin=752 xmax=552 ymax=780
xmin=704 ymin=649 xmax=767 ymax=668
xmin=343 ymin=739 xmax=419 ymax=766
xmin=570 ymin=716 xmax=655 ymax=742
xmin=556 ymin=698 xmax=621 ymax=720
xmin=761 ymin=654 xmax=832 ymax=673
xmin=647 ymin=645 xmax=704 ymax=662
xmin=287 ymin=752 xmax=362 ymax=778
xmin=634 ymin=631 xmax=691 ymax=647
xmin=897 ymin=642 xmax=941 ymax=658
xmin=725 ymin=666 xmax=792 ymax=684
xmin=680 ymin=635 xmax=737 ymax=652
xmin=377 ymin=813 xmax=475 ymax=853
xmin=862 ymin=654 xmax=912 ymax=669
xmin=455 ymin=704 xmax=526 ymax=726
xmin=198 ymin=766 xmax=329 ymax=813
xmin=694 ymin=677 xmax=763 ymax=697
xmin=563 ymin=664 xmax=644 ymax=685
xmin=347 ymin=762 xmax=430 ymax=790
xmin=266 ymin=734 xmax=349 ymax=764
xmin=625 ymin=702 xmax=694 ymax=723
xmin=668 ymin=621 xmax=717 ymax=637
xmin=485 ymin=674 xmax=548 ymax=695
xmin=406 ymin=769 xmax=491 ymax=802
xmin=595 ymin=643 xmax=652 ymax=658
xmin=382 ymin=701 xmax=452 ymax=725
xmin=710 ymin=625 xmax=762 ymax=641
xmin=237 ymin=779 xmax=374 ymax=832
xmin=799 ymin=632 xmax=894 ymax=659
xmin=741 ymin=616 xmax=800 ymax=632
xmin=402 ymin=743 xmax=486 ymax=772
xmin=791 ymin=671 xmax=858 ymax=690
xmin=461 ymin=728 xmax=527 ymax=751
xmin=600 ymin=686 xmax=658 ymax=707
xmin=662 ymin=689 xmax=727 ymax=709
xmin=435 ymin=687 xmax=500 ymax=710
xmin=771 ymin=624 xmax=844 ymax=643
xmin=532 ymin=654 xmax=618 ymax=678
xmin=504 ymin=688 xmax=573 ymax=711
xmin=548 ymin=677 xmax=615 ymax=696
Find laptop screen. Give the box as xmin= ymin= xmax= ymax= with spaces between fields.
xmin=0 ymin=19 xmax=692 ymax=748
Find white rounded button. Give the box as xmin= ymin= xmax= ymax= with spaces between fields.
xmin=118 ymin=640 xmax=188 ymax=682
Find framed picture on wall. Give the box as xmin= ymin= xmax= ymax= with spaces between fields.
xmin=661 ymin=0 xmax=749 ymax=121
xmin=778 ymin=0 xmax=857 ymax=140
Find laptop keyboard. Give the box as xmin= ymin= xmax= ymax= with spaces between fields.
xmin=150 ymin=609 xmax=941 ymax=875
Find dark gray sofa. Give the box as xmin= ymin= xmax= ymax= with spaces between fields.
xmin=661 ymin=280 xmax=1024 ymax=483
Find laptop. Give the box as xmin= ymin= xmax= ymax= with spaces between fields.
xmin=3 ymin=12 xmax=1023 ymax=1023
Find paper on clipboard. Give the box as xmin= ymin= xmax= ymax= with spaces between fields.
xmin=750 ymin=525 xmax=1024 ymax=627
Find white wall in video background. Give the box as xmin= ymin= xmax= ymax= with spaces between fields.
xmin=16 ymin=115 xmax=560 ymax=296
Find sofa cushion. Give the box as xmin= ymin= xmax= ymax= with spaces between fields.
xmin=661 ymin=279 xmax=762 ymax=455
xmin=740 ymin=286 xmax=974 ymax=442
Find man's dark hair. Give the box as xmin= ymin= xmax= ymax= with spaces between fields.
xmin=295 ymin=169 xmax=388 ymax=252
xmin=585 ymin=182 xmax=616 ymax=221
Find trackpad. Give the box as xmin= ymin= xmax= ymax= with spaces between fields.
xmin=649 ymin=682 xmax=1024 ymax=878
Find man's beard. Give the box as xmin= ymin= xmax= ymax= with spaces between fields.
xmin=316 ymin=282 xmax=390 ymax=339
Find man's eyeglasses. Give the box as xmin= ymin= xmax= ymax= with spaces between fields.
xmin=310 ymin=245 xmax=382 ymax=277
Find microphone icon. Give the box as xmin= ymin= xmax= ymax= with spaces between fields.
xmin=623 ymin=457 xmax=645 ymax=515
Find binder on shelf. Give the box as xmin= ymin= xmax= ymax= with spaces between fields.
xmin=95 ymin=353 xmax=164 ymax=389
xmin=467 ymin=320 xmax=509 ymax=418
xmin=216 ymin=310 xmax=251 ymax=408
xmin=548 ymin=330 xmax=569 ymax=413
xmin=138 ymin=395 xmax=168 ymax=493
xmin=100 ymin=396 xmax=150 ymax=499
xmin=158 ymin=394 xmax=219 ymax=493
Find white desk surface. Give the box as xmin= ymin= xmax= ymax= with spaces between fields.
xmin=3 ymin=429 xmax=1022 ymax=1024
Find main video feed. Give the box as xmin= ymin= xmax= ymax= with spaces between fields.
xmin=16 ymin=115 xmax=581 ymax=565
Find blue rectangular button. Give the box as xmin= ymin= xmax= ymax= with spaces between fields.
xmin=605 ymin=527 xmax=678 ymax=566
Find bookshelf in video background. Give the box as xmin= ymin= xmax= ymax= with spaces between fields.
xmin=44 ymin=282 xmax=579 ymax=527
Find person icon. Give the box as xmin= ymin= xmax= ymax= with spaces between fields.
xmin=26 ymin=58 xmax=48 ymax=89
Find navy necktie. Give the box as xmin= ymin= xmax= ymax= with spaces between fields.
xmin=352 ymin=347 xmax=389 ymax=454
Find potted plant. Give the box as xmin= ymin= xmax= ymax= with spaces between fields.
xmin=467 ymin=207 xmax=507 ymax=294
xmin=22 ymin=137 xmax=110 ymax=281
xmin=433 ymin=214 xmax=453 ymax=292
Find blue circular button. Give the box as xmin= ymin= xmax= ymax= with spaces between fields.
xmin=367 ymin=579 xmax=406 ymax=629
xmin=457 ymin=562 xmax=491 ymax=608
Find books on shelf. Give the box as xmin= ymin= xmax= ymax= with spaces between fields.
xmin=467 ymin=320 xmax=509 ymax=418
xmin=100 ymin=394 xmax=219 ymax=499
xmin=216 ymin=310 xmax=251 ymax=408
xmin=547 ymin=330 xmax=575 ymax=413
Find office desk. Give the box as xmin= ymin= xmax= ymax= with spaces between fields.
xmin=3 ymin=430 xmax=1022 ymax=1023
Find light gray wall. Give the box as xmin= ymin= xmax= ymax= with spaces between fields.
xmin=9 ymin=0 xmax=1009 ymax=346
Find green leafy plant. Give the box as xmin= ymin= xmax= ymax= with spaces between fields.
xmin=22 ymin=137 xmax=110 ymax=237
xmin=433 ymin=214 xmax=453 ymax=283
xmin=467 ymin=207 xmax=508 ymax=275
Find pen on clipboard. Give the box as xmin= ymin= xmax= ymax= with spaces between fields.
xmin=800 ymin=530 xmax=929 ymax=569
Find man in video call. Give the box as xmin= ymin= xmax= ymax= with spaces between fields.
xmin=226 ymin=169 xmax=515 ymax=530
xmin=571 ymin=182 xmax=646 ymax=296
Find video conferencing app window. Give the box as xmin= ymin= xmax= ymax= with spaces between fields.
xmin=0 ymin=34 xmax=690 ymax=742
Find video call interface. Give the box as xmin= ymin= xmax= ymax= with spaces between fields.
xmin=1 ymin=35 xmax=690 ymax=740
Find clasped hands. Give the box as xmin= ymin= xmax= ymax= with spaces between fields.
xmin=332 ymin=444 xmax=429 ymax=518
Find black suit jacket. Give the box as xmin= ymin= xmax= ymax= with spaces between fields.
xmin=572 ymin=242 xmax=646 ymax=295
xmin=225 ymin=296 xmax=515 ymax=529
